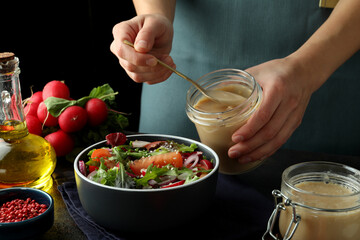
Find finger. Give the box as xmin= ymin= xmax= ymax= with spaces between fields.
xmin=120 ymin=57 xmax=175 ymax=83
xmin=120 ymin=55 xmax=175 ymax=74
xmin=144 ymin=70 xmax=174 ymax=85
xmin=111 ymin=39 xmax=157 ymax=68
xmin=111 ymin=23 xmax=158 ymax=67
xmin=229 ymin=97 xmax=295 ymax=156
xmin=111 ymin=22 xmax=137 ymax=58
xmin=126 ymin=68 xmax=173 ymax=84
xmin=122 ymin=42 xmax=159 ymax=67
xmin=232 ymin=87 xmax=282 ymax=142
xmin=236 ymin=102 xmax=306 ymax=163
xmin=120 ymin=58 xmax=157 ymax=74
xmin=133 ymin=16 xmax=171 ymax=53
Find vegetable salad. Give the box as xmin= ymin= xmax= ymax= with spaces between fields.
xmin=78 ymin=133 xmax=214 ymax=189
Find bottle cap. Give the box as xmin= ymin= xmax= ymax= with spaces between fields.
xmin=0 ymin=52 xmax=16 ymax=73
xmin=0 ymin=52 xmax=15 ymax=62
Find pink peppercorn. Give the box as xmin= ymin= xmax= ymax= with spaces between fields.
xmin=0 ymin=198 xmax=48 ymax=223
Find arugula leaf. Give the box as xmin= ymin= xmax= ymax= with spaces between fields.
xmin=135 ymin=165 xmax=169 ymax=187
xmin=91 ymin=168 xmax=107 ymax=184
xmin=99 ymin=159 xmax=107 ymax=171
xmin=91 ymin=162 xmax=135 ymax=188
xmin=185 ymin=175 xmax=200 ymax=184
xmin=112 ymin=146 xmax=150 ymax=160
xmin=149 ymin=148 xmax=171 ymax=156
xmin=178 ymin=143 xmax=198 ymax=153
xmin=116 ymin=163 xmax=136 ymax=188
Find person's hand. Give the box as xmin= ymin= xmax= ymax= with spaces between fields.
xmin=110 ymin=14 xmax=175 ymax=84
xmin=228 ymin=57 xmax=320 ymax=163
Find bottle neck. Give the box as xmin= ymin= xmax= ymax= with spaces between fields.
xmin=0 ymin=55 xmax=28 ymax=140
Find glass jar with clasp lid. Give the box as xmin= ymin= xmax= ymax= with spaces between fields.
xmin=0 ymin=52 xmax=56 ymax=191
xmin=263 ymin=161 xmax=360 ymax=240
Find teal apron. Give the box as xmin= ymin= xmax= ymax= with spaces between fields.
xmin=139 ymin=0 xmax=360 ymax=156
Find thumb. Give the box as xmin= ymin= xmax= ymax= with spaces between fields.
xmin=134 ymin=18 xmax=162 ymax=53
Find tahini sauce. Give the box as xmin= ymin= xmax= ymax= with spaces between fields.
xmin=193 ymin=84 xmax=263 ymax=174
xmin=279 ymin=181 xmax=360 ymax=240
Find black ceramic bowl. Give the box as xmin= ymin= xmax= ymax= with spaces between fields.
xmin=0 ymin=187 xmax=54 ymax=240
xmin=74 ymin=134 xmax=219 ymax=232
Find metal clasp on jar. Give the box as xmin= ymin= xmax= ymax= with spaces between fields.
xmin=262 ymin=190 xmax=301 ymax=240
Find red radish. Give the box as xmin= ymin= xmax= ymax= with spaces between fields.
xmin=25 ymin=115 xmax=43 ymax=136
xmin=45 ymin=130 xmax=74 ymax=156
xmin=29 ymin=91 xmax=43 ymax=104
xmin=37 ymin=101 xmax=58 ymax=127
xmin=24 ymin=102 xmax=39 ymax=116
xmin=85 ymin=98 xmax=108 ymax=126
xmin=161 ymin=180 xmax=185 ymax=189
xmin=58 ymin=106 xmax=87 ymax=132
xmin=42 ymin=80 xmax=70 ymax=100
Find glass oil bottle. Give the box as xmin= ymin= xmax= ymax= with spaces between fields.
xmin=0 ymin=52 xmax=56 ymax=191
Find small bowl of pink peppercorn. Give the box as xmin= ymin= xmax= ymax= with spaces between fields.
xmin=0 ymin=187 xmax=54 ymax=240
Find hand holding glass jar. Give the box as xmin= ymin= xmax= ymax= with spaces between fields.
xmin=227 ymin=58 xmax=319 ymax=165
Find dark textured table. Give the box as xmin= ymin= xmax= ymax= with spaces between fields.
xmin=38 ymin=159 xmax=86 ymax=240
xmin=38 ymin=148 xmax=360 ymax=240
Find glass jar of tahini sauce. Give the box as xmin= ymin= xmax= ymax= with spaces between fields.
xmin=263 ymin=161 xmax=360 ymax=240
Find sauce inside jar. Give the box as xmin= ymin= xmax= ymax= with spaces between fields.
xmin=192 ymin=83 xmax=263 ymax=174
xmin=279 ymin=181 xmax=360 ymax=240
xmin=194 ymin=84 xmax=251 ymax=112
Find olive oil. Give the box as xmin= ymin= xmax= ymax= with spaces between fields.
xmin=0 ymin=53 xmax=56 ymax=191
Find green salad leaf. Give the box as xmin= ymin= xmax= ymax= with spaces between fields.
xmin=89 ymin=83 xmax=117 ymax=101
xmin=91 ymin=160 xmax=135 ymax=188
xmin=135 ymin=165 xmax=170 ymax=187
xmin=178 ymin=143 xmax=198 ymax=153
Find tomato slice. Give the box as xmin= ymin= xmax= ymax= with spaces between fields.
xmin=91 ymin=148 xmax=112 ymax=162
xmin=89 ymin=165 xmax=99 ymax=173
xmin=199 ymin=159 xmax=213 ymax=170
xmin=130 ymin=152 xmax=183 ymax=176
xmin=161 ymin=180 xmax=185 ymax=189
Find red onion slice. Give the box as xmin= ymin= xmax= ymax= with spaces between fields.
xmin=87 ymin=169 xmax=98 ymax=180
xmin=183 ymin=152 xmax=202 ymax=168
xmin=158 ymin=176 xmax=177 ymax=186
xmin=148 ymin=179 xmax=158 ymax=187
xmin=126 ymin=172 xmax=137 ymax=178
xmin=78 ymin=160 xmax=87 ymax=176
xmin=177 ymin=172 xmax=190 ymax=181
xmin=158 ymin=175 xmax=177 ymax=182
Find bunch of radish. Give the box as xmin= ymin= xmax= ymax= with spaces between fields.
xmin=23 ymin=80 xmax=127 ymax=158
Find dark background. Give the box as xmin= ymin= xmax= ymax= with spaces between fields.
xmin=1 ymin=1 xmax=141 ymax=131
